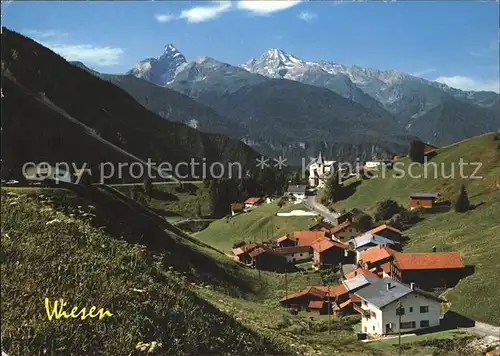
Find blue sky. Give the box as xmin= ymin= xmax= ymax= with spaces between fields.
xmin=3 ymin=0 xmax=499 ymax=92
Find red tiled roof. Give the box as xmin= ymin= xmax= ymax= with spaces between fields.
xmin=244 ymin=197 xmax=263 ymax=204
xmin=367 ymin=224 xmax=402 ymax=235
xmin=280 ymin=286 xmax=326 ymax=302
xmin=393 ymin=252 xmax=465 ymax=270
xmin=315 ymin=284 xmax=348 ymax=298
xmin=358 ymin=245 xmax=398 ymax=264
xmin=329 ymin=221 xmax=353 ymax=235
xmin=311 ymin=239 xmax=347 ymax=253
xmin=291 ymin=231 xmax=328 ymax=246
xmin=344 ymin=268 xmax=380 ymax=280
xmin=231 ymin=243 xmax=259 ymax=256
xmin=273 ymin=246 xmax=312 ymax=255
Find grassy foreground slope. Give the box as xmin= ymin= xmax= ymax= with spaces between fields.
xmin=195 ymin=201 xmax=317 ymax=251
xmin=335 ymin=133 xmax=500 ymax=325
xmin=112 ymin=181 xmax=212 ymax=218
xmin=0 ymin=188 xmax=290 ymax=355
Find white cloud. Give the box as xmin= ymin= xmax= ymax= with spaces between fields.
xmin=154 ymin=13 xmax=176 ymax=23
xmin=434 ymin=75 xmax=499 ymax=93
xmin=237 ymin=1 xmax=301 ymax=15
xmin=46 ymin=43 xmax=124 ymax=66
xmin=23 ymin=29 xmax=68 ymax=39
xmin=179 ymin=1 xmax=232 ymax=23
xmin=468 ymin=41 xmax=498 ymax=58
xmin=298 ymin=11 xmax=317 ymax=22
xmin=23 ymin=29 xmax=123 ymax=67
xmin=411 ymin=68 xmax=436 ymax=77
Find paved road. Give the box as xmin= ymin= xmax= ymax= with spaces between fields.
xmin=305 ymin=193 xmax=340 ymax=224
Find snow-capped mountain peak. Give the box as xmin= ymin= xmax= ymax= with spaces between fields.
xmin=128 ymin=44 xmax=187 ymax=86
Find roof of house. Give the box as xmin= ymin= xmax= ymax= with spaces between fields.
xmin=342 ymin=273 xmax=380 ymax=292
xmin=280 ymin=286 xmax=326 ymax=302
xmin=248 ymin=246 xmax=274 ymax=258
xmin=231 ymin=243 xmax=259 ymax=256
xmin=330 ymin=221 xmax=353 ymax=235
xmin=291 ymin=231 xmax=328 ymax=246
xmin=344 ymin=267 xmax=380 ymax=280
xmin=273 ymin=246 xmax=312 ymax=255
xmin=338 ymin=208 xmax=366 ymax=218
xmin=244 ymin=197 xmax=263 ymax=204
xmin=315 ymin=284 xmax=349 ymax=298
xmin=311 ymin=239 xmax=347 ymax=253
xmin=308 ymin=300 xmax=324 ymax=309
xmin=231 ymin=203 xmax=245 ymax=211
xmin=358 ymin=245 xmax=398 ymax=265
xmin=287 ymin=185 xmax=307 ymax=194
xmin=354 ymin=278 xmax=444 ymax=309
xmin=392 ymin=252 xmax=465 ymax=270
xmin=349 ymin=233 xmax=399 ymax=250
xmin=410 ymin=193 xmax=438 ymax=199
xmin=367 ymin=224 xmax=401 ymax=235
xmin=276 ymin=235 xmax=294 ymax=243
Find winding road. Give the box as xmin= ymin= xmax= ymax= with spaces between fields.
xmin=304 ymin=191 xmax=340 ymax=224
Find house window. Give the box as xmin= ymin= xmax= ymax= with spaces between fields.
xmin=420 ymin=306 xmax=429 ymax=313
xmin=400 ymin=321 xmax=416 ymax=329
xmin=364 ymin=327 xmax=367 ymax=332
xmin=420 ymin=320 xmax=430 ymax=328
xmin=409 ymin=307 xmax=413 ymax=313
xmin=364 ymin=301 xmax=368 ymax=306
xmin=371 ymin=311 xmax=376 ymax=318
xmin=372 ymin=325 xmax=375 ymax=331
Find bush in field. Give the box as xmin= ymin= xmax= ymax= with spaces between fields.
xmin=454 ymin=184 xmax=470 ymax=213
xmin=374 ymin=199 xmax=403 ymax=221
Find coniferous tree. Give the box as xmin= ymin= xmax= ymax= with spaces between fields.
xmin=454 ymin=184 xmax=470 ymax=213
xmin=409 ymin=140 xmax=425 ymax=163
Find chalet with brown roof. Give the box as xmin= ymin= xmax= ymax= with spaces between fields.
xmin=358 ymin=245 xmax=398 ymax=274
xmin=336 ymin=208 xmax=368 ymax=225
xmin=230 ymin=203 xmax=245 ymax=216
xmin=230 ymin=243 xmax=258 ymax=264
xmin=330 ymin=221 xmax=363 ymax=242
xmin=244 ymin=197 xmax=264 ymax=209
xmin=344 ymin=267 xmax=380 ymax=281
xmin=249 ymin=246 xmax=288 ymax=272
xmin=423 ymin=142 xmax=438 ymax=153
xmin=280 ymin=284 xmax=349 ymax=315
xmin=366 ymin=224 xmax=402 ymax=242
xmin=311 ymin=239 xmax=347 ymax=269
xmin=390 ymin=251 xmax=467 ymax=289
xmin=409 ymin=193 xmax=438 ymax=210
xmin=272 ymin=246 xmax=313 ymax=264
xmin=276 ymin=231 xmax=328 ymax=248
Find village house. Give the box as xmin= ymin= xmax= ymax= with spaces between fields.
xmin=249 ymin=246 xmax=288 ymax=272
xmin=357 ymin=245 xmax=398 ymax=277
xmin=311 ymin=239 xmax=347 ymax=269
xmin=354 ymin=278 xmax=444 ymax=336
xmin=308 ymin=152 xmax=336 ymax=188
xmin=349 ymin=233 xmax=400 ymax=261
xmin=286 ymin=185 xmax=307 ymax=200
xmin=409 ymin=193 xmax=439 ymax=210
xmin=366 ymin=224 xmax=402 ymax=242
xmin=230 ymin=243 xmax=259 ymax=264
xmin=272 ymin=246 xmax=313 ymax=264
xmin=280 ymin=284 xmax=350 ymax=315
xmin=345 ymin=267 xmax=381 ymax=281
xmin=276 ymin=231 xmax=328 ymax=248
xmin=342 ymin=273 xmax=380 ymax=293
xmin=230 ymin=203 xmax=245 ymax=216
xmin=364 ymin=159 xmax=393 ymax=170
xmin=244 ymin=197 xmax=264 ymax=209
xmin=330 ymin=221 xmax=363 ymax=242
xmin=390 ymin=252 xmax=466 ymax=289
xmin=336 ymin=208 xmax=368 ymax=225
xmin=309 ymin=219 xmax=335 ymax=234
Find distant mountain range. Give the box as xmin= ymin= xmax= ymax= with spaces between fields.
xmin=128 ymin=44 xmax=499 ymax=150
xmin=2 ymin=29 xmax=261 ymax=182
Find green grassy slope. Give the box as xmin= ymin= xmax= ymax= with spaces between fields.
xmin=194 ymin=201 xmax=318 ymax=252
xmin=334 ymin=133 xmax=500 ymax=325
xmin=112 ymin=181 xmax=212 ymax=218
xmin=0 ymin=189 xmax=290 ymax=355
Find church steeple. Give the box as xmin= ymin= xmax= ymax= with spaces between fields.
xmin=317 ymin=152 xmax=324 ymax=165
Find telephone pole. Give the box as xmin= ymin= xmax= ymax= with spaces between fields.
xmin=327 ymin=285 xmax=331 ymax=334
xmin=397 ymin=301 xmax=403 ymax=356
xmin=285 ymin=271 xmax=288 ymax=309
